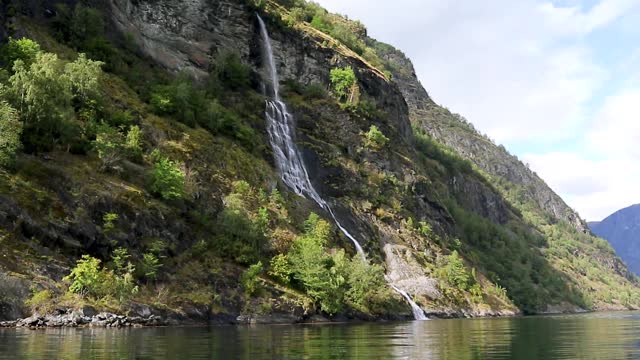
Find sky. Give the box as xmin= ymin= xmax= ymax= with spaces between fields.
xmin=315 ymin=0 xmax=640 ymax=221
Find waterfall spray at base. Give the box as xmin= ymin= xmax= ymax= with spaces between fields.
xmin=257 ymin=14 xmax=425 ymax=320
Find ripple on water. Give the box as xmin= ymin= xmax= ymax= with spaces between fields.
xmin=2 ymin=312 xmax=640 ymax=359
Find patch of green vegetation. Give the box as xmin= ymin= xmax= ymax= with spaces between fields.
xmin=250 ymin=0 xmax=390 ymax=77
xmin=0 ymin=100 xmax=22 ymax=169
xmin=414 ymin=126 xmax=473 ymax=176
xmin=1 ymin=0 xmax=635 ymax=321
xmin=0 ymin=37 xmax=40 ymax=67
xmin=64 ymin=251 xmax=138 ymax=305
xmin=25 ymin=289 xmax=54 ymax=314
xmin=148 ymin=150 xmax=185 ymax=201
xmin=364 ymin=125 xmax=389 ymax=150
xmin=330 ymin=66 xmax=356 ymax=102
xmin=284 ymin=213 xmax=392 ymax=315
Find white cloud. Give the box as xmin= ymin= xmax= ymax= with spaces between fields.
xmin=540 ymin=0 xmax=639 ymax=34
xmin=525 ymin=90 xmax=640 ymax=220
xmin=315 ymin=0 xmax=636 ymax=143
xmin=587 ymin=90 xmax=640 ymax=159
xmin=315 ymin=0 xmax=640 ymax=219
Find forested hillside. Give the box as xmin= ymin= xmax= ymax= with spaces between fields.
xmin=0 ymin=0 xmax=637 ymax=324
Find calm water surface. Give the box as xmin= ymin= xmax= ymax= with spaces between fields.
xmin=2 ymin=312 xmax=640 ymax=359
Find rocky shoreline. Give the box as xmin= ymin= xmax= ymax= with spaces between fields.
xmin=0 ymin=308 xmax=168 ymax=329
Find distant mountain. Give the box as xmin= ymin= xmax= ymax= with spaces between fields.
xmin=591 ymin=205 xmax=640 ymax=276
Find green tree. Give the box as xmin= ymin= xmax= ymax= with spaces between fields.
xmin=288 ymin=213 xmax=345 ymax=314
xmin=111 ymin=247 xmax=130 ymax=273
xmin=0 ymin=38 xmax=41 ymax=68
xmin=269 ymin=254 xmax=292 ymax=285
xmin=125 ymin=125 xmax=143 ymax=160
xmin=149 ymin=150 xmax=185 ymax=200
xmin=209 ymin=51 xmax=251 ymax=92
xmin=10 ymin=52 xmax=73 ymax=151
xmin=108 ymin=248 xmax=138 ymax=303
xmin=140 ymin=253 xmax=162 ymax=282
xmin=10 ymin=52 xmax=70 ymax=117
xmin=438 ymin=250 xmax=471 ymax=291
xmin=0 ymin=101 xmax=22 ymax=168
xmin=215 ymin=181 xmax=266 ymax=264
xmin=241 ymin=261 xmax=263 ymax=296
xmin=63 ymin=53 xmax=103 ymax=106
xmin=345 ymin=259 xmax=390 ymax=313
xmin=64 ymin=255 xmax=103 ymax=297
xmin=93 ymin=123 xmax=125 ymax=170
xmin=329 ymin=66 xmax=356 ymax=101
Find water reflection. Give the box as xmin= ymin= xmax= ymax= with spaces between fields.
xmin=2 ymin=312 xmax=640 ymax=359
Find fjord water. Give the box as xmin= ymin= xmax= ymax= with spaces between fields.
xmin=256 ymin=15 xmax=426 ymax=320
xmin=3 ymin=312 xmax=640 ymax=359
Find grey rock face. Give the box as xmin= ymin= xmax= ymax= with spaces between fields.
xmin=0 ymin=273 xmax=29 ymax=322
xmin=375 ymin=43 xmax=589 ymax=233
xmin=384 ymin=243 xmax=441 ymax=301
xmin=108 ymin=0 xmax=413 ymax=142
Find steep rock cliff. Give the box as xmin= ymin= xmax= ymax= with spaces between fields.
xmin=0 ymin=0 xmax=637 ymax=322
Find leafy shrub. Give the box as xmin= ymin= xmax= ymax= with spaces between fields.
xmin=202 ymin=100 xmax=257 ymax=147
xmin=418 ymin=221 xmax=433 ymax=238
xmin=488 ymin=283 xmax=508 ymax=300
xmin=9 ymin=52 xmax=71 ymax=151
xmin=288 ymin=214 xmax=343 ymax=314
xmin=342 ymin=99 xmax=382 ymax=119
xmin=150 ymin=75 xmax=207 ymax=127
xmin=470 ymin=283 xmax=484 ymax=304
xmin=302 ymin=82 xmax=327 ymax=99
xmin=345 ymin=258 xmax=391 ymax=314
xmin=330 ymin=66 xmax=356 ymax=101
xmin=148 ymin=150 xmax=185 ymax=200
xmin=65 ymin=252 xmax=139 ymax=304
xmin=286 ymin=213 xmax=392 ymax=315
xmin=364 ymin=125 xmax=389 ymax=150
xmin=93 ymin=122 xmax=142 ymax=167
xmin=53 ymin=4 xmax=103 ymax=48
xmin=102 ymin=212 xmax=119 ymax=232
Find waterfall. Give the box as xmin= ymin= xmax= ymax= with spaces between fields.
xmin=257 ymin=15 xmax=364 ymax=257
xmin=389 ymin=285 xmax=428 ymax=321
xmin=257 ymin=14 xmax=426 ymax=320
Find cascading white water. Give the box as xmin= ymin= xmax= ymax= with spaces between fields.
xmin=257 ymin=14 xmax=425 ymax=320
xmin=257 ymin=15 xmax=364 ymax=257
xmin=389 ymin=285 xmax=428 ymax=321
